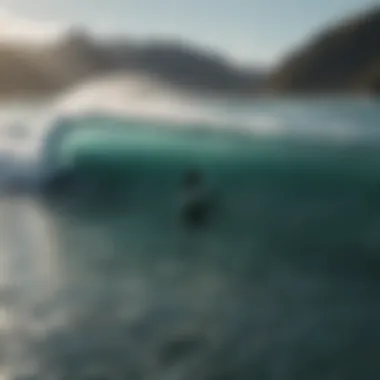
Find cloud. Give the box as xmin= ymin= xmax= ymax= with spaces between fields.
xmin=0 ymin=8 xmax=66 ymax=43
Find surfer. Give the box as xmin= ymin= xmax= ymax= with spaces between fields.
xmin=180 ymin=168 xmax=211 ymax=228
xmin=42 ymin=167 xmax=74 ymax=197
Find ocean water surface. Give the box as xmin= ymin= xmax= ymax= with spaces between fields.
xmin=1 ymin=96 xmax=380 ymax=379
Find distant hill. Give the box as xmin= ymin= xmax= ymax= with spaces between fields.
xmin=95 ymin=38 xmax=264 ymax=93
xmin=0 ymin=32 xmax=102 ymax=98
xmin=1 ymin=6 xmax=379 ymax=99
xmin=268 ymin=7 xmax=380 ymax=94
xmin=0 ymin=30 xmax=263 ymax=99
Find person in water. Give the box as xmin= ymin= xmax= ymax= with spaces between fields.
xmin=180 ymin=168 xmax=211 ymax=228
xmin=43 ymin=167 xmax=75 ymax=197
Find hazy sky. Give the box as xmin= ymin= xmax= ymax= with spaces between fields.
xmin=0 ymin=0 xmax=378 ymax=65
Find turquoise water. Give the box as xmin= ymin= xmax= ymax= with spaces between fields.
xmin=3 ymin=99 xmax=380 ymax=380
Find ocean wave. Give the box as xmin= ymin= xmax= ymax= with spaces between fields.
xmin=2 ymin=96 xmax=380 ymax=379
xmin=0 ymin=82 xmax=378 ymax=194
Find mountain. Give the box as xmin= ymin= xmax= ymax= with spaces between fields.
xmin=0 ymin=30 xmax=263 ymax=99
xmin=0 ymin=33 xmax=98 ymax=98
xmin=2 ymin=5 xmax=379 ymax=99
xmin=268 ymin=7 xmax=380 ymax=94
xmin=95 ymin=38 xmax=263 ymax=93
